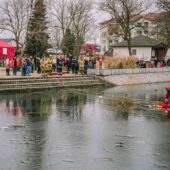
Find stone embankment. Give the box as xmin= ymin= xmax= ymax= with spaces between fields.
xmin=88 ymin=67 xmax=170 ymax=85
xmin=0 ymin=76 xmax=107 ymax=92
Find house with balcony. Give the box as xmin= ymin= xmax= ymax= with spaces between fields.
xmin=99 ymin=12 xmax=166 ymax=54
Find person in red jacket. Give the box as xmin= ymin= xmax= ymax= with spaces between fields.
xmin=5 ymin=56 xmax=10 ymax=76
xmin=11 ymin=56 xmax=20 ymax=75
xmin=164 ymin=86 xmax=170 ymax=104
xmin=99 ymin=56 xmax=103 ymax=69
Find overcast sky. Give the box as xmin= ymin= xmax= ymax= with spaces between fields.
xmin=0 ymin=0 xmax=158 ymax=43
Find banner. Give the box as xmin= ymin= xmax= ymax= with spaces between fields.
xmin=3 ymin=48 xmax=7 ymax=55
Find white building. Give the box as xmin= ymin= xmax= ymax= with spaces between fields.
xmin=99 ymin=12 xmax=166 ymax=53
xmin=112 ymin=35 xmax=167 ymax=61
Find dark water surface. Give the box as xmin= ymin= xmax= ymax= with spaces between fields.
xmin=0 ymin=83 xmax=170 ymax=170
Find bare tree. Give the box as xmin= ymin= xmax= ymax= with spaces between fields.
xmin=49 ymin=27 xmax=63 ymax=48
xmin=100 ymin=0 xmax=148 ymax=55
xmin=157 ymin=0 xmax=170 ymax=11
xmin=68 ymin=0 xmax=93 ymax=55
xmin=0 ymin=0 xmax=30 ymax=53
xmin=157 ymin=0 xmax=170 ymax=46
xmin=48 ymin=0 xmax=71 ymax=38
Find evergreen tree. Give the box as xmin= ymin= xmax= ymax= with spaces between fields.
xmin=74 ymin=35 xmax=84 ymax=56
xmin=24 ymin=0 xmax=49 ymax=58
xmin=61 ymin=28 xmax=75 ymax=56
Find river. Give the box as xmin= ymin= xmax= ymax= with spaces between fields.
xmin=0 ymin=83 xmax=170 ymax=170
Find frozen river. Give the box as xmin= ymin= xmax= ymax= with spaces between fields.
xmin=0 ymin=83 xmax=170 ymax=170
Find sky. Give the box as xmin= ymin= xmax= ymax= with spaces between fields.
xmin=0 ymin=0 xmax=158 ymax=43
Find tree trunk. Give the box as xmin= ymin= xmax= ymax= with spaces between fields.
xmin=127 ymin=32 xmax=132 ymax=56
xmin=15 ymin=36 xmax=19 ymax=55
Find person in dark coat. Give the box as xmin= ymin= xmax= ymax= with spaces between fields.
xmin=84 ymin=58 xmax=89 ymax=75
xmin=71 ymin=57 xmax=76 ymax=74
xmin=66 ymin=57 xmax=71 ymax=73
xmin=56 ymin=57 xmax=63 ymax=75
xmin=74 ymin=58 xmax=79 ymax=74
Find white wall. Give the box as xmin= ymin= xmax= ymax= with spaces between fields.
xmin=100 ymin=25 xmax=109 ymax=52
xmin=166 ymin=48 xmax=170 ymax=58
xmin=113 ymin=47 xmax=152 ymax=61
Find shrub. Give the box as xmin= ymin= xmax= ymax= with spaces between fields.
xmin=104 ymin=56 xmax=138 ymax=69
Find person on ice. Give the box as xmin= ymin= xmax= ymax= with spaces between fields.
xmin=164 ymin=86 xmax=170 ymax=104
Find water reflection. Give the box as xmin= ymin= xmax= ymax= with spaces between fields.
xmin=55 ymin=90 xmax=88 ymax=120
xmin=0 ymin=84 xmax=170 ymax=170
xmin=20 ymin=128 xmax=46 ymax=169
xmin=0 ymin=92 xmax=53 ymax=118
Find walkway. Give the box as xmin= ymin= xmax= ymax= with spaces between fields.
xmin=0 ymin=67 xmax=70 ymax=79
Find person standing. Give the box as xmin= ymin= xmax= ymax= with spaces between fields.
xmin=71 ymin=57 xmax=76 ymax=74
xmin=66 ymin=57 xmax=71 ymax=73
xmin=74 ymin=58 xmax=79 ymax=75
xmin=78 ymin=57 xmax=84 ymax=75
xmin=12 ymin=56 xmax=20 ymax=75
xmin=56 ymin=57 xmax=63 ymax=75
xmin=5 ymin=56 xmax=10 ymax=76
xmin=30 ymin=56 xmax=34 ymax=73
xmin=22 ymin=57 xmax=27 ymax=76
xmin=99 ymin=57 xmax=103 ymax=69
xmin=84 ymin=57 xmax=89 ymax=75
xmin=52 ymin=56 xmax=56 ymax=72
xmin=92 ymin=57 xmax=96 ymax=69
xmin=27 ymin=56 xmax=32 ymax=76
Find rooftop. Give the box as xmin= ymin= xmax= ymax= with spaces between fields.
xmin=99 ymin=12 xmax=167 ymax=25
xmin=112 ymin=35 xmax=163 ymax=47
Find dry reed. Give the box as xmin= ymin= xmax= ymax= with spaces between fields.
xmin=104 ymin=56 xmax=138 ymax=69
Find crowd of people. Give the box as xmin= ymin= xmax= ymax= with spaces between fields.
xmin=3 ymin=54 xmax=103 ymax=76
xmin=39 ymin=55 xmax=102 ymax=76
xmin=137 ymin=57 xmax=168 ymax=68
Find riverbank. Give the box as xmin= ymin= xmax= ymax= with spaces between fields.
xmin=89 ymin=67 xmax=170 ymax=85
xmin=1 ymin=67 xmax=170 ymax=89
xmin=103 ymin=72 xmax=170 ymax=85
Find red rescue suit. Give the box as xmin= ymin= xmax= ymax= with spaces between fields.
xmin=165 ymin=86 xmax=170 ymax=104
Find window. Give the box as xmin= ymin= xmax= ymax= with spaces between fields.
xmin=109 ymin=40 xmax=113 ymax=44
xmin=144 ymin=22 xmax=148 ymax=26
xmin=115 ymin=32 xmax=118 ymax=36
xmin=144 ymin=30 xmax=148 ymax=35
xmin=137 ymin=31 xmax=142 ymax=35
xmin=132 ymin=49 xmax=137 ymax=55
xmin=114 ymin=40 xmax=118 ymax=43
xmin=137 ymin=22 xmax=142 ymax=27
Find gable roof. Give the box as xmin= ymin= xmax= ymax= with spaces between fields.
xmin=0 ymin=40 xmax=15 ymax=48
xmin=132 ymin=12 xmax=167 ymax=22
xmin=99 ymin=12 xmax=167 ymax=25
xmin=112 ymin=35 xmax=163 ymax=48
xmin=0 ymin=38 xmax=15 ymax=43
xmin=99 ymin=18 xmax=115 ymax=25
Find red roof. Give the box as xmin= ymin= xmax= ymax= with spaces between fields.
xmin=132 ymin=12 xmax=167 ymax=22
xmin=99 ymin=12 xmax=168 ymax=25
xmin=0 ymin=40 xmax=14 ymax=48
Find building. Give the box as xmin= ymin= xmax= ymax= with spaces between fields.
xmin=99 ymin=12 xmax=166 ymax=53
xmin=112 ymin=35 xmax=167 ymax=61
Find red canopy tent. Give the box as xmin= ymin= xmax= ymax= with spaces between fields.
xmin=0 ymin=40 xmax=15 ymax=59
xmin=80 ymin=44 xmax=100 ymax=55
